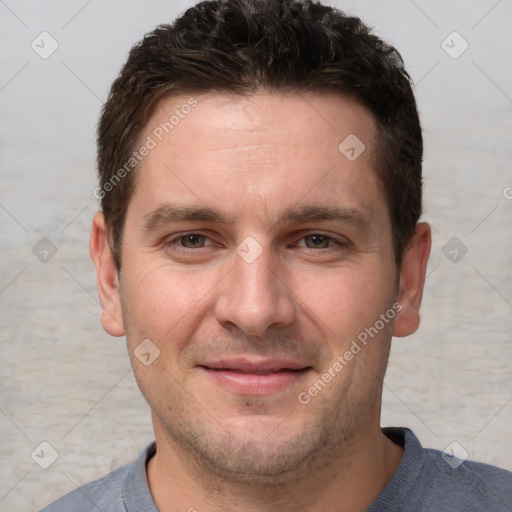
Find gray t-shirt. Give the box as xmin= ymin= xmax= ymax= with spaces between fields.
xmin=40 ymin=427 xmax=512 ymax=511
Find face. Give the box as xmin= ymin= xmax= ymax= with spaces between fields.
xmin=92 ymin=91 xmax=428 ymax=482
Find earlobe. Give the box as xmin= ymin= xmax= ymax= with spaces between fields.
xmin=89 ymin=211 xmax=125 ymax=337
xmin=393 ymin=222 xmax=432 ymax=338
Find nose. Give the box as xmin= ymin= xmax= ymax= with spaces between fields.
xmin=214 ymin=240 xmax=296 ymax=337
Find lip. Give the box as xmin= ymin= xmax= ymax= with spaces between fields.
xmin=198 ymin=358 xmax=312 ymax=396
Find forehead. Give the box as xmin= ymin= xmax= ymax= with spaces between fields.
xmin=131 ymin=90 xmax=384 ymax=228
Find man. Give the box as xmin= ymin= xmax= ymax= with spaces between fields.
xmin=41 ymin=0 xmax=512 ymax=510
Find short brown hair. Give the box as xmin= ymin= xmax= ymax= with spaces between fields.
xmin=97 ymin=0 xmax=423 ymax=270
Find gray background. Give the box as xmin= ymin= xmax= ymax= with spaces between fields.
xmin=1 ymin=0 xmax=511 ymax=510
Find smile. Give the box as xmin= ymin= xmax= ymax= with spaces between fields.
xmin=199 ymin=359 xmax=312 ymax=395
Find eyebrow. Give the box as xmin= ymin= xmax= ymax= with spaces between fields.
xmin=142 ymin=202 xmax=371 ymax=232
xmin=279 ymin=204 xmax=370 ymax=227
xmin=143 ymin=203 xmax=236 ymax=232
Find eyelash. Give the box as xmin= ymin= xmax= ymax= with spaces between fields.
xmin=164 ymin=231 xmax=348 ymax=253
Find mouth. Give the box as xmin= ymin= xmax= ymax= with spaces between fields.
xmin=198 ymin=358 xmax=313 ymax=395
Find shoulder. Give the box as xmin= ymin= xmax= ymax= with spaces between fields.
xmin=374 ymin=428 xmax=512 ymax=512
xmin=421 ymin=445 xmax=512 ymax=510
xmin=401 ymin=428 xmax=512 ymax=511
xmin=39 ymin=464 xmax=129 ymax=512
xmin=39 ymin=442 xmax=156 ymax=512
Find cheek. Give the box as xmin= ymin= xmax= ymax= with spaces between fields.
xmin=292 ymin=264 xmax=393 ymax=344
xmin=120 ymin=259 xmax=218 ymax=344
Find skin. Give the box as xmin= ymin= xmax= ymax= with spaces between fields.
xmin=90 ymin=91 xmax=431 ymax=511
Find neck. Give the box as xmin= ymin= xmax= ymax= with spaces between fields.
xmin=146 ymin=420 xmax=403 ymax=512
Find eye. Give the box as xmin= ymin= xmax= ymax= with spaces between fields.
xmin=303 ymin=234 xmax=333 ymax=249
xmin=163 ymin=232 xmax=216 ymax=253
xmin=296 ymin=234 xmax=343 ymax=250
xmin=158 ymin=228 xmax=233 ymax=263
xmin=179 ymin=233 xmax=207 ymax=249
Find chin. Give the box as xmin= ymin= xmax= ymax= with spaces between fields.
xmin=162 ymin=410 xmax=355 ymax=486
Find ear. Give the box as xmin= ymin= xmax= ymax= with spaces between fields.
xmin=89 ymin=211 xmax=125 ymax=337
xmin=393 ymin=222 xmax=432 ymax=338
